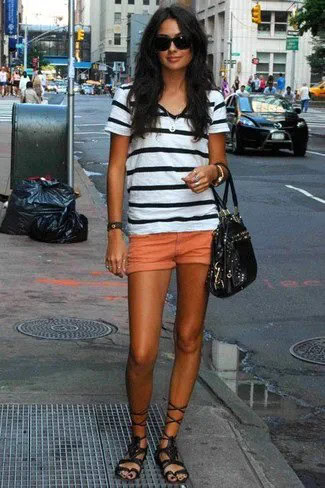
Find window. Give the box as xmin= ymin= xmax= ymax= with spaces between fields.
xmin=258 ymin=11 xmax=271 ymax=34
xmin=115 ymin=0 xmax=121 ymax=3
xmin=258 ymin=11 xmax=288 ymax=37
xmin=274 ymin=11 xmax=288 ymax=36
xmin=256 ymin=52 xmax=270 ymax=76
xmin=114 ymin=12 xmax=121 ymax=23
xmin=128 ymin=0 xmax=134 ymax=4
xmin=156 ymin=0 xmax=160 ymax=4
xmin=143 ymin=0 xmax=149 ymax=5
xmin=273 ymin=53 xmax=286 ymax=74
xmin=114 ymin=33 xmax=121 ymax=45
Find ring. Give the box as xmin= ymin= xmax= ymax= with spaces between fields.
xmin=105 ymin=265 xmax=110 ymax=270
xmin=193 ymin=168 xmax=197 ymax=175
xmin=195 ymin=174 xmax=200 ymax=182
xmin=194 ymin=181 xmax=200 ymax=187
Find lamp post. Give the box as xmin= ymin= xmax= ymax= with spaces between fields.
xmin=67 ymin=0 xmax=75 ymax=188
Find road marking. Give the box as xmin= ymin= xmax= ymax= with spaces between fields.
xmin=286 ymin=185 xmax=325 ymax=204
xmin=306 ymin=150 xmax=325 ymax=157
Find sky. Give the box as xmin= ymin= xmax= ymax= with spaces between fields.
xmin=23 ymin=0 xmax=69 ymax=25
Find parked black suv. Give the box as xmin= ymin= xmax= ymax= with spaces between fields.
xmin=225 ymin=94 xmax=309 ymax=156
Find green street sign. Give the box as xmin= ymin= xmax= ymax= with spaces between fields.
xmin=232 ymin=52 xmax=240 ymax=56
xmin=286 ymin=37 xmax=299 ymax=50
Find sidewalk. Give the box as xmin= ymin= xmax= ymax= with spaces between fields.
xmin=0 ymin=117 xmax=304 ymax=487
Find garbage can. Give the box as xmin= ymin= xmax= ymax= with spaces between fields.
xmin=11 ymin=104 xmax=68 ymax=189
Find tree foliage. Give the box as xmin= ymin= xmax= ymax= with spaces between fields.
xmin=290 ymin=0 xmax=325 ymax=36
xmin=306 ymin=40 xmax=325 ymax=78
xmin=27 ymin=45 xmax=46 ymax=70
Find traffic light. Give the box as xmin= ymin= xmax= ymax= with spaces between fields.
xmin=251 ymin=3 xmax=261 ymax=24
xmin=77 ymin=28 xmax=85 ymax=41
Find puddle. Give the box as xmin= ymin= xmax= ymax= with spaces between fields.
xmin=202 ymin=331 xmax=310 ymax=424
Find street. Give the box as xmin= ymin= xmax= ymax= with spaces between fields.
xmin=74 ymin=93 xmax=325 ymax=486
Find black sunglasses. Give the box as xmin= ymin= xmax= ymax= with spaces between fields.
xmin=154 ymin=35 xmax=191 ymax=52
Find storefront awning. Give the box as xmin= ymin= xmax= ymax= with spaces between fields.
xmin=43 ymin=57 xmax=91 ymax=69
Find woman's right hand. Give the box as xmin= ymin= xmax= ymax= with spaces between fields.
xmin=105 ymin=231 xmax=128 ymax=278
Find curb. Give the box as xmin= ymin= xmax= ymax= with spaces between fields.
xmin=198 ymin=370 xmax=305 ymax=487
xmin=198 ymin=368 xmax=268 ymax=431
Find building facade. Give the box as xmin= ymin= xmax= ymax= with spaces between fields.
xmin=90 ymin=0 xmax=160 ymax=82
xmin=126 ymin=13 xmax=151 ymax=78
xmin=1 ymin=0 xmax=23 ymax=67
xmin=196 ymin=0 xmax=312 ymax=90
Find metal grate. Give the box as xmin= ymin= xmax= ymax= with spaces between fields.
xmin=16 ymin=318 xmax=115 ymax=341
xmin=0 ymin=404 xmax=187 ymax=488
xmin=290 ymin=337 xmax=325 ymax=365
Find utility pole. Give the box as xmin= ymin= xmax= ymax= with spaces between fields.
xmin=228 ymin=12 xmax=233 ymax=90
xmin=23 ymin=23 xmax=28 ymax=69
xmin=67 ymin=0 xmax=75 ymax=188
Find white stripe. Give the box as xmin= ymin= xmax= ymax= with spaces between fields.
xmin=286 ymin=185 xmax=325 ymax=204
xmin=74 ymin=131 xmax=106 ymax=134
xmin=306 ymin=150 xmax=325 ymax=157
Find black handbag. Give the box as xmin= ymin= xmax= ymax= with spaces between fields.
xmin=207 ymin=170 xmax=257 ymax=298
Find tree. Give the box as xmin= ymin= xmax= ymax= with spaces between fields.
xmin=306 ymin=40 xmax=325 ymax=79
xmin=290 ymin=0 xmax=325 ymax=37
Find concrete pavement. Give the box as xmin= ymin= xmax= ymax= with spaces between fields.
xmin=0 ymin=101 xmax=304 ymax=487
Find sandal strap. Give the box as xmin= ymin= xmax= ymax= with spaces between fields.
xmin=165 ymin=401 xmax=188 ymax=427
xmin=130 ymin=407 xmax=148 ymax=427
xmin=119 ymin=457 xmax=145 ymax=469
xmin=128 ymin=436 xmax=148 ymax=457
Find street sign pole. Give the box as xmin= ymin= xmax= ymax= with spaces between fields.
xmin=67 ymin=0 xmax=75 ymax=188
xmin=23 ymin=23 xmax=28 ymax=70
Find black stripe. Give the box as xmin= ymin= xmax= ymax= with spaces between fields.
xmin=149 ymin=128 xmax=205 ymax=138
xmin=211 ymin=118 xmax=227 ymax=125
xmin=107 ymin=117 xmax=131 ymax=128
xmin=112 ymin=100 xmax=130 ymax=113
xmin=120 ymin=84 xmax=132 ymax=90
xmin=129 ymin=199 xmax=215 ymax=208
xmin=128 ymin=214 xmax=218 ymax=224
xmin=127 ymin=166 xmax=195 ymax=175
xmin=128 ymin=147 xmax=208 ymax=158
xmin=214 ymin=101 xmax=225 ymax=111
xmin=128 ymin=184 xmax=188 ymax=192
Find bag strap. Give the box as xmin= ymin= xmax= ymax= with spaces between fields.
xmin=211 ymin=165 xmax=240 ymax=215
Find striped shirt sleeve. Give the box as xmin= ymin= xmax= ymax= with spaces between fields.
xmin=209 ymin=90 xmax=229 ymax=134
xmin=105 ymin=87 xmax=132 ymax=136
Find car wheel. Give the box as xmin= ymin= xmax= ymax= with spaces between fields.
xmin=293 ymin=143 xmax=307 ymax=157
xmin=232 ymin=130 xmax=244 ymax=154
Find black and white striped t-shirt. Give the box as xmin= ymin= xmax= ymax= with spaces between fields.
xmin=106 ymin=84 xmax=229 ymax=235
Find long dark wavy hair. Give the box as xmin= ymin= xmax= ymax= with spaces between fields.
xmin=127 ymin=4 xmax=216 ymax=140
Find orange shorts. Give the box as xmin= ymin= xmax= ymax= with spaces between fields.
xmin=127 ymin=231 xmax=213 ymax=274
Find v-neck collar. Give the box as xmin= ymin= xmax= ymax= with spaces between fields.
xmin=158 ymin=103 xmax=188 ymax=119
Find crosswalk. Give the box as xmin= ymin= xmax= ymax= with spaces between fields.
xmin=302 ymin=109 xmax=325 ymax=130
xmin=0 ymin=100 xmax=16 ymax=122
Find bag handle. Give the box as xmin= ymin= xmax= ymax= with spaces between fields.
xmin=211 ymin=165 xmax=240 ymax=215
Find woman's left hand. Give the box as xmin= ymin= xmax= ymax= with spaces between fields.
xmin=182 ymin=165 xmax=219 ymax=193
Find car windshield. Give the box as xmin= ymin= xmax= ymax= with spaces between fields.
xmin=238 ymin=95 xmax=295 ymax=114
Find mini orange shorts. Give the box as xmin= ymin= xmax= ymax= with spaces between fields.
xmin=127 ymin=231 xmax=213 ymax=274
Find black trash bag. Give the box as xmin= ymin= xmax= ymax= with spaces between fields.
xmin=29 ymin=210 xmax=88 ymax=244
xmin=0 ymin=178 xmax=75 ymax=235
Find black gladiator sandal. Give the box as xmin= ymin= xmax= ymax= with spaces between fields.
xmin=115 ymin=408 xmax=148 ymax=481
xmin=155 ymin=402 xmax=189 ymax=484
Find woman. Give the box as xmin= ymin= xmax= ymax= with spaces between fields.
xmin=105 ymin=5 xmax=229 ymax=483
xmin=0 ymin=66 xmax=7 ymax=97
xmin=32 ymin=70 xmax=43 ymax=100
xmin=19 ymin=71 xmax=30 ymax=94
xmin=21 ymin=81 xmax=41 ymax=104
xmin=258 ymin=75 xmax=266 ymax=92
xmin=221 ymin=76 xmax=230 ymax=98
xmin=12 ymin=70 xmax=21 ymax=96
xmin=232 ymin=75 xmax=240 ymax=93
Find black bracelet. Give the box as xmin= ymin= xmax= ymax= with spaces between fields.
xmin=107 ymin=222 xmax=123 ymax=231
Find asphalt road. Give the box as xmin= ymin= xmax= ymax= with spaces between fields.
xmin=74 ymin=94 xmax=325 ymax=485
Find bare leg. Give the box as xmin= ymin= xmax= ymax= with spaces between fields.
xmin=157 ymin=263 xmax=209 ymax=483
xmin=116 ymin=269 xmax=172 ymax=481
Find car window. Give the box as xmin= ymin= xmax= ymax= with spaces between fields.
xmin=238 ymin=95 xmax=295 ymax=113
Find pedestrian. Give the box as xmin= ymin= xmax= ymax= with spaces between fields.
xmin=276 ymin=73 xmax=285 ymax=95
xmin=284 ymin=86 xmax=294 ymax=103
xmin=19 ymin=71 xmax=30 ymax=93
xmin=12 ymin=70 xmax=21 ymax=97
xmin=6 ymin=69 xmax=13 ymax=96
xmin=258 ymin=75 xmax=266 ymax=92
xmin=0 ymin=66 xmax=7 ymax=97
xmin=32 ymin=70 xmax=43 ymax=100
xmin=221 ymin=76 xmax=230 ymax=97
xmin=264 ymin=79 xmax=276 ymax=95
xmin=232 ymin=75 xmax=240 ymax=93
xmin=252 ymin=73 xmax=260 ymax=92
xmin=236 ymin=85 xmax=249 ymax=97
xmin=299 ymin=83 xmax=310 ymax=112
xmin=21 ymin=81 xmax=41 ymax=104
xmin=105 ymin=4 xmax=229 ymax=483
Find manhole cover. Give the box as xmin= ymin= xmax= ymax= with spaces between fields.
xmin=16 ymin=317 xmax=115 ymax=340
xmin=290 ymin=337 xmax=325 ymax=365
